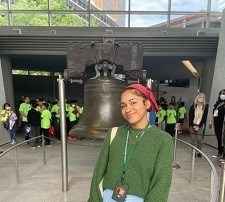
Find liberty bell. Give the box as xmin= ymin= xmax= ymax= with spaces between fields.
xmin=64 ymin=36 xmax=144 ymax=139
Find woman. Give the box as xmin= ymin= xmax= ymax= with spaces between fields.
xmin=210 ymin=89 xmax=225 ymax=158
xmin=189 ymin=93 xmax=208 ymax=158
xmin=88 ymin=84 xmax=173 ymax=202
xmin=1 ymin=103 xmax=17 ymax=144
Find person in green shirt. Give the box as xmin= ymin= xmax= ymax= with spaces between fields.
xmin=89 ymin=84 xmax=173 ymax=202
xmin=177 ymin=101 xmax=187 ymax=134
xmin=19 ymin=96 xmax=31 ymax=140
xmin=41 ymin=103 xmax=52 ymax=145
xmin=165 ymin=102 xmax=177 ymax=137
xmin=51 ymin=99 xmax=60 ymax=140
xmin=68 ymin=99 xmax=79 ymax=130
xmin=156 ymin=104 xmax=166 ymax=130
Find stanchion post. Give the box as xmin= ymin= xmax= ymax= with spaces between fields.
xmin=210 ymin=170 xmax=214 ymax=200
xmin=58 ymin=75 xmax=68 ymax=192
xmin=172 ymin=123 xmax=180 ymax=169
xmin=219 ymin=162 xmax=225 ymax=202
xmin=14 ymin=147 xmax=20 ymax=183
xmin=42 ymin=134 xmax=46 ymax=165
xmin=190 ymin=147 xmax=196 ymax=184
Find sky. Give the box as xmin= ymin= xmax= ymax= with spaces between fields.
xmin=127 ymin=0 xmax=224 ymax=27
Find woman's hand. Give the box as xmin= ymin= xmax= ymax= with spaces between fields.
xmin=193 ymin=126 xmax=200 ymax=132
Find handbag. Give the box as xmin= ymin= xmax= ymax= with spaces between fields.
xmin=49 ymin=125 xmax=55 ymax=136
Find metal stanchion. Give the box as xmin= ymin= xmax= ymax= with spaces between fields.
xmin=172 ymin=123 xmax=180 ymax=169
xmin=14 ymin=147 xmax=20 ymax=183
xmin=219 ymin=162 xmax=225 ymax=202
xmin=190 ymin=147 xmax=196 ymax=184
xmin=42 ymin=134 xmax=46 ymax=165
xmin=58 ymin=75 xmax=68 ymax=192
xmin=210 ymin=170 xmax=214 ymax=200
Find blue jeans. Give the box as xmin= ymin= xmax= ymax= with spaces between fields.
xmin=103 ymin=189 xmax=144 ymax=202
xmin=9 ymin=125 xmax=16 ymax=142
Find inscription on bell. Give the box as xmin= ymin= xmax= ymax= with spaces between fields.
xmin=69 ymin=78 xmax=127 ymax=139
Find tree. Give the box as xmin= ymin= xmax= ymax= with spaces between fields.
xmin=0 ymin=0 xmax=88 ymax=26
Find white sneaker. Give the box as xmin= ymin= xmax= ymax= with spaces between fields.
xmin=11 ymin=140 xmax=16 ymax=145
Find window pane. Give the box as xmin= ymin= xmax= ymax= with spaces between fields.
xmin=171 ymin=0 xmax=207 ymax=12
xmin=90 ymin=13 xmax=126 ymax=27
xmin=211 ymin=0 xmax=225 ymax=11
xmin=130 ymin=0 xmax=168 ymax=11
xmin=50 ymin=0 xmax=74 ymax=10
xmin=51 ymin=13 xmax=88 ymax=26
xmin=0 ymin=1 xmax=7 ymax=10
xmin=209 ymin=13 xmax=222 ymax=28
xmin=170 ymin=14 xmax=206 ymax=28
xmin=0 ymin=12 xmax=8 ymax=25
xmin=66 ymin=0 xmax=89 ymax=11
xmin=91 ymin=0 xmax=128 ymax=11
xmin=12 ymin=14 xmax=49 ymax=26
xmin=12 ymin=0 xmax=48 ymax=10
xmin=130 ymin=15 xmax=167 ymax=27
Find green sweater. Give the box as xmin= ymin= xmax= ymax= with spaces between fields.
xmin=88 ymin=125 xmax=173 ymax=202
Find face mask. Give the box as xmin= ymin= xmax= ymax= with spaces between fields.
xmin=220 ymin=94 xmax=225 ymax=100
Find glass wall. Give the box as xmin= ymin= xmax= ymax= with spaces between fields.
xmin=0 ymin=0 xmax=224 ymax=28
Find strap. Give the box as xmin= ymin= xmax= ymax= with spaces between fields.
xmin=99 ymin=127 xmax=118 ymax=197
xmin=110 ymin=127 xmax=118 ymax=145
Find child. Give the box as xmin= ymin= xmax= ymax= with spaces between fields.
xmin=165 ymin=103 xmax=177 ymax=137
xmin=41 ymin=103 xmax=52 ymax=146
xmin=156 ymin=104 xmax=166 ymax=130
xmin=1 ymin=103 xmax=17 ymax=144
xmin=177 ymin=101 xmax=187 ymax=134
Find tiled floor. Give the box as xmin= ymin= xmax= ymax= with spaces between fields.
xmin=0 ymin=134 xmax=222 ymax=202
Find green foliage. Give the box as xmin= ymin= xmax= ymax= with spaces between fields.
xmin=0 ymin=0 xmax=89 ymax=26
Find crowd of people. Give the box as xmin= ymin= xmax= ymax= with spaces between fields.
xmin=155 ymin=95 xmax=187 ymax=137
xmin=0 ymin=96 xmax=83 ymax=149
xmin=156 ymin=89 xmax=225 ymax=160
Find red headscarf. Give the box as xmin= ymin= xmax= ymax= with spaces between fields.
xmin=126 ymin=83 xmax=158 ymax=112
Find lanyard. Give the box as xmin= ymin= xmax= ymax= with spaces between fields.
xmin=121 ymin=124 xmax=150 ymax=182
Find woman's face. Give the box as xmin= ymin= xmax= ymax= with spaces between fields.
xmin=221 ymin=90 xmax=225 ymax=95
xmin=4 ymin=104 xmax=10 ymax=109
xmin=171 ymin=97 xmax=175 ymax=102
xmin=120 ymin=90 xmax=150 ymax=127
xmin=197 ymin=94 xmax=205 ymax=103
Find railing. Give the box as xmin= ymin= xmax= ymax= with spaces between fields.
xmin=0 ymin=126 xmax=223 ymax=201
xmin=173 ymin=123 xmax=219 ymax=202
xmin=0 ymin=134 xmax=47 ymax=183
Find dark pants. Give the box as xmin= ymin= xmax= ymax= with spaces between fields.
xmin=9 ymin=124 xmax=17 ymax=142
xmin=41 ymin=128 xmax=50 ymax=144
xmin=214 ymin=123 xmax=224 ymax=155
xmin=52 ymin=117 xmax=61 ymax=140
xmin=68 ymin=120 xmax=78 ymax=137
xmin=21 ymin=121 xmax=29 ymax=140
xmin=165 ymin=123 xmax=176 ymax=137
xmin=29 ymin=126 xmax=41 ymax=147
